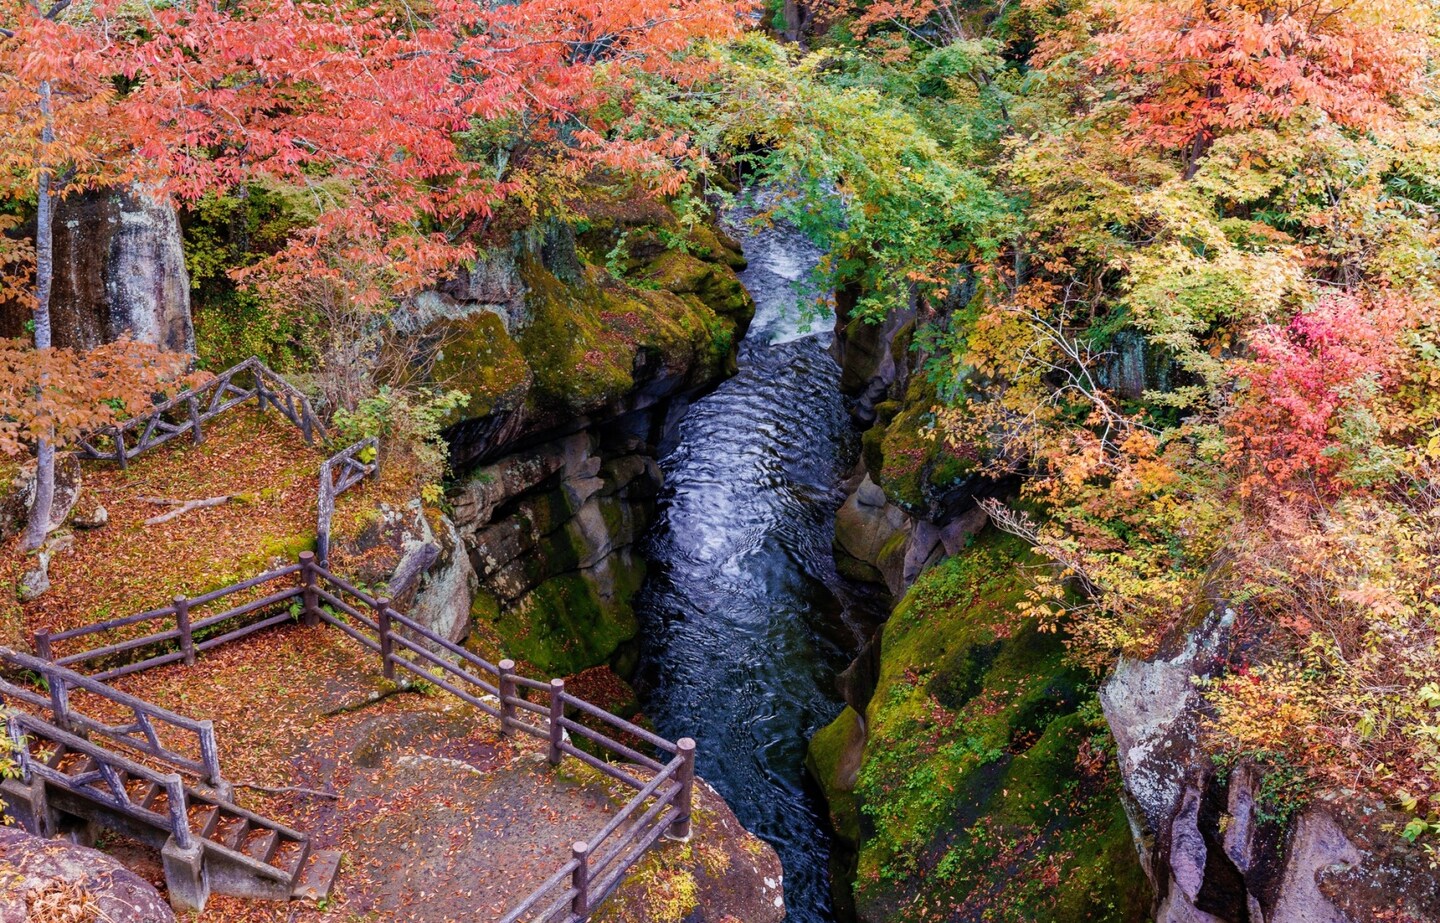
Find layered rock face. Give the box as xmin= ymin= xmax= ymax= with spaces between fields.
xmin=418 ymin=207 xmax=754 ymax=677
xmin=1104 ymin=614 xmax=1440 ymax=923
xmin=828 ymin=295 xmax=1002 ymax=599
xmin=0 ymin=185 xmax=194 ymax=352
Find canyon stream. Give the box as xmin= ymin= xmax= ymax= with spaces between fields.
xmin=635 ymin=208 xmax=881 ymax=923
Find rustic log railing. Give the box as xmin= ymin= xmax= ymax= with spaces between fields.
xmin=35 ymin=564 xmax=307 ymax=681
xmin=75 ymin=356 xmax=325 ymax=466
xmin=0 ymin=647 xmax=224 ymax=788
xmin=26 ymin=552 xmax=698 ymax=922
xmin=315 ymin=436 xmax=379 ymax=566
xmin=71 ymin=355 xmax=377 ymax=574
xmin=5 ymin=710 xmax=197 ymax=850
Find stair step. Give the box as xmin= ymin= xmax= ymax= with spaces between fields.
xmin=135 ymin=780 xmax=161 ymax=810
xmin=242 ymin=828 xmax=280 ymax=863
xmin=291 ymin=849 xmax=342 ymax=901
xmin=191 ymin=805 xmax=220 ymax=840
xmin=218 ymin=815 xmax=250 ymax=850
xmin=42 ymin=743 xmax=68 ymax=768
xmin=273 ymin=837 xmax=308 ymax=878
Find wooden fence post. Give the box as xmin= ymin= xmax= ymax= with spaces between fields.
xmin=375 ymin=597 xmax=395 ymax=681
xmin=45 ymin=664 xmax=71 ymax=732
xmin=198 ymin=720 xmax=222 ymax=788
xmin=187 ymin=393 xmax=203 ymax=445
xmin=113 ymin=426 xmax=128 ymax=470
xmin=547 ymin=678 xmax=565 ymax=764
xmin=316 ymin=462 xmax=334 ymax=569
xmin=498 ymin=659 xmax=517 ymax=737
xmin=174 ymin=596 xmax=195 ymax=666
xmin=298 ymin=551 xmax=319 ymax=626
xmin=671 ymin=737 xmax=697 ymax=841
xmin=253 ymin=365 xmax=269 ymax=415
xmin=571 ymin=841 xmax=590 ymax=917
xmin=164 ymin=774 xmax=194 ymax=851
xmin=34 ymin=631 xmax=52 ymax=663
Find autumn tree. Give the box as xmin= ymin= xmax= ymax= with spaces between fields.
xmin=1090 ymin=0 xmax=1430 ymax=172
xmin=0 ymin=0 xmax=185 ymax=550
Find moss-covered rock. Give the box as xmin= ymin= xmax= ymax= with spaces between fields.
xmin=483 ymin=551 xmax=645 ymax=677
xmin=811 ymin=529 xmax=1150 ymax=923
xmin=428 ymin=308 xmax=532 ymax=423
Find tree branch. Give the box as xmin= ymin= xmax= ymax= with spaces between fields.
xmin=138 ymin=495 xmax=234 ymax=524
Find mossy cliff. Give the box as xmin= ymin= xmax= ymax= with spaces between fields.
xmin=816 ymin=293 xmax=1149 ymax=921
xmin=829 ymin=289 xmax=1011 ymax=599
xmin=809 ymin=530 xmax=1150 ymax=922
xmin=419 ymin=200 xmax=754 ymax=677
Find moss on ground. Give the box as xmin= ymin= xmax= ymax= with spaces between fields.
xmin=811 ymin=529 xmax=1150 ymax=922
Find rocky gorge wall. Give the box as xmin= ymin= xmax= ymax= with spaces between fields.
xmin=816 ymin=294 xmax=1440 ymax=923
xmin=399 ymin=201 xmax=756 ymax=679
xmin=812 ymin=296 xmax=1150 ymax=922
xmin=1105 ymin=614 xmax=1440 ymax=923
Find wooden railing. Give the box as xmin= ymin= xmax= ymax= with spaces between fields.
xmin=315 ymin=437 xmax=379 ymax=566
xmin=26 ymin=553 xmax=698 ymax=922
xmin=71 ymin=355 xmax=377 ymax=573
xmin=5 ymin=710 xmax=197 ymax=850
xmin=0 ymin=647 xmax=224 ymax=788
xmin=75 ymin=356 xmax=325 ymax=466
xmin=35 ymin=565 xmax=306 ymax=682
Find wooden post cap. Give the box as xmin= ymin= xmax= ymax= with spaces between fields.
xmin=499 ymin=659 xmax=516 ymax=671
xmin=551 ymin=678 xmax=565 ymax=690
xmin=677 ymin=737 xmax=696 ymax=753
xmin=572 ymin=841 xmax=589 ymax=856
xmin=298 ymin=551 xmax=314 ymax=563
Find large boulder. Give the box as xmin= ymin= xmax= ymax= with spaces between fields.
xmin=0 ymin=826 xmax=175 ymax=923
xmin=1 ymin=185 xmax=193 ymax=353
xmin=1102 ymin=613 xmax=1440 ymax=922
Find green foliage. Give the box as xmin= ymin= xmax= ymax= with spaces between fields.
xmin=331 ymin=386 xmax=469 ymax=488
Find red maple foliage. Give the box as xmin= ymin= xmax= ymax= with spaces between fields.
xmin=1224 ymin=293 xmax=1408 ymax=500
xmin=1090 ymin=0 xmax=1429 ymax=156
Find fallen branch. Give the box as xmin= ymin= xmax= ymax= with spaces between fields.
xmin=138 ymin=495 xmax=233 ymax=525
xmin=231 ymin=780 xmax=338 ymax=800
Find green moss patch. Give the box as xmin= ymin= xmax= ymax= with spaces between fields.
xmin=484 ymin=558 xmax=644 ymax=677
xmin=812 ymin=529 xmax=1149 ymax=922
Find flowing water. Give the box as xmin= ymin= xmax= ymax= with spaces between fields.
xmin=634 ymin=211 xmax=880 ymax=922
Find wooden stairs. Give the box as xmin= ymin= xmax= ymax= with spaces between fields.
xmin=0 ymin=650 xmax=340 ymax=910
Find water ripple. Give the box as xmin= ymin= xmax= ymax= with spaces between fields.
xmin=634 ymin=208 xmax=882 ymax=923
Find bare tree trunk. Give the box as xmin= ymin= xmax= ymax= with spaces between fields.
xmin=23 ymin=79 xmax=56 ymax=552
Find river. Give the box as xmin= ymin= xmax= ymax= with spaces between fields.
xmin=633 ymin=208 xmax=880 ymax=922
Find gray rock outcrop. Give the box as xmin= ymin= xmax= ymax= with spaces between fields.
xmin=0 ymin=826 xmax=175 ymax=923
xmin=1102 ymin=613 xmax=1440 ymax=922
xmin=1 ymin=185 xmax=193 ymax=353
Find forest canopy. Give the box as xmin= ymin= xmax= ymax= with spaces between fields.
xmin=4 ymin=0 xmax=1440 ymax=849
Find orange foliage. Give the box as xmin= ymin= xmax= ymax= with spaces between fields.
xmin=1090 ymin=0 xmax=1430 ymax=151
xmin=0 ymin=338 xmax=190 ymax=456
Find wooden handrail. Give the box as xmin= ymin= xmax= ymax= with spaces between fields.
xmin=0 ymin=646 xmax=223 ymax=786
xmin=6 ymin=711 xmax=196 ymax=850
xmin=315 ymin=436 xmax=379 ymax=566
xmin=25 ymin=554 xmax=700 ymax=922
